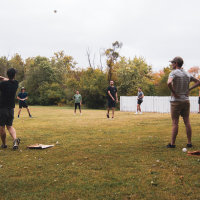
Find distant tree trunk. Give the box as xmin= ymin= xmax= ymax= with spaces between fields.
xmin=86 ymin=48 xmax=92 ymax=68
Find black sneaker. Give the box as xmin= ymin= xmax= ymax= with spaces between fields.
xmin=187 ymin=143 xmax=192 ymax=148
xmin=29 ymin=115 xmax=33 ymax=118
xmin=166 ymin=143 xmax=175 ymax=148
xmin=107 ymin=114 xmax=109 ymax=118
xmin=13 ymin=138 xmax=20 ymax=150
xmin=1 ymin=144 xmax=7 ymax=148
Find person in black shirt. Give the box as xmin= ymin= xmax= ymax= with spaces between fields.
xmin=17 ymin=87 xmax=33 ymax=118
xmin=107 ymin=80 xmax=118 ymax=118
xmin=0 ymin=68 xmax=20 ymax=149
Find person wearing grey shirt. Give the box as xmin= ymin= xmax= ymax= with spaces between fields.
xmin=135 ymin=87 xmax=144 ymax=114
xmin=167 ymin=56 xmax=200 ymax=148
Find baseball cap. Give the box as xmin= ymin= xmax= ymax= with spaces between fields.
xmin=169 ymin=56 xmax=184 ymax=64
xmin=21 ymin=87 xmax=26 ymax=90
xmin=7 ymin=68 xmax=17 ymax=76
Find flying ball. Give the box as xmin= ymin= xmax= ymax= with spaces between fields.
xmin=182 ymin=148 xmax=187 ymax=152
xmin=54 ymin=10 xmax=57 ymax=13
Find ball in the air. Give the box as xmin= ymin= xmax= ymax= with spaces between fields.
xmin=54 ymin=10 xmax=57 ymax=13
xmin=182 ymin=148 xmax=187 ymax=152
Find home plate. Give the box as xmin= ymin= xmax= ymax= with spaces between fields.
xmin=27 ymin=144 xmax=54 ymax=149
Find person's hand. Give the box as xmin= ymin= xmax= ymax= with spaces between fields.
xmin=80 ymin=102 xmax=82 ymax=105
xmin=116 ymin=99 xmax=118 ymax=103
xmin=172 ymin=93 xmax=180 ymax=98
xmin=185 ymin=90 xmax=190 ymax=97
xmin=137 ymin=97 xmax=139 ymax=100
xmin=112 ymin=97 xmax=115 ymax=101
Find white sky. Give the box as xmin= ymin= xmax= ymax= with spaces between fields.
xmin=1 ymin=0 xmax=200 ymax=72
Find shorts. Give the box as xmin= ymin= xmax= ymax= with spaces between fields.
xmin=75 ymin=103 xmax=81 ymax=109
xmin=108 ymin=99 xmax=116 ymax=108
xmin=0 ymin=108 xmax=14 ymax=126
xmin=19 ymin=102 xmax=28 ymax=108
xmin=171 ymin=101 xmax=190 ymax=119
xmin=137 ymin=99 xmax=143 ymax=105
xmin=198 ymin=97 xmax=200 ymax=104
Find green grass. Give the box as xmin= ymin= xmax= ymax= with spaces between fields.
xmin=1 ymin=106 xmax=200 ymax=199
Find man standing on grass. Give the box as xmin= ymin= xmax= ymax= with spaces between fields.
xmin=17 ymin=87 xmax=33 ymax=118
xmin=73 ymin=90 xmax=82 ymax=115
xmin=167 ymin=56 xmax=200 ymax=148
xmin=0 ymin=68 xmax=20 ymax=149
xmin=107 ymin=80 xmax=118 ymax=118
xmin=135 ymin=87 xmax=144 ymax=114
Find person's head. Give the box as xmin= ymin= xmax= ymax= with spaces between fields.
xmin=169 ymin=56 xmax=184 ymax=69
xmin=76 ymin=90 xmax=79 ymax=94
xmin=110 ymin=80 xmax=114 ymax=86
xmin=21 ymin=87 xmax=26 ymax=93
xmin=138 ymin=87 xmax=141 ymax=92
xmin=7 ymin=68 xmax=17 ymax=80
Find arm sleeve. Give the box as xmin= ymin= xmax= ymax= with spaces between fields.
xmin=17 ymin=93 xmax=21 ymax=97
xmin=168 ymin=71 xmax=175 ymax=79
xmin=107 ymin=87 xmax=110 ymax=93
xmin=73 ymin=95 xmax=75 ymax=99
xmin=115 ymin=87 xmax=117 ymax=92
xmin=80 ymin=95 xmax=82 ymax=100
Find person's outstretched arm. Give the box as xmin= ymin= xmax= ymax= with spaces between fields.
xmin=0 ymin=76 xmax=9 ymax=81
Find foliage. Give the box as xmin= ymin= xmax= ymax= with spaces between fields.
xmin=1 ymin=46 xmax=200 ymax=108
xmin=156 ymin=67 xmax=172 ymax=96
xmin=104 ymin=41 xmax=123 ymax=82
xmin=115 ymin=56 xmax=153 ymax=96
xmin=79 ymin=68 xmax=108 ymax=109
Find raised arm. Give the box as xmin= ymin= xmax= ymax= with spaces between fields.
xmin=0 ymin=76 xmax=9 ymax=81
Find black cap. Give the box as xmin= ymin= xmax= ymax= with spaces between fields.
xmin=7 ymin=68 xmax=17 ymax=77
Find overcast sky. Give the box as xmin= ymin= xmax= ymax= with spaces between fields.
xmin=1 ymin=0 xmax=200 ymax=72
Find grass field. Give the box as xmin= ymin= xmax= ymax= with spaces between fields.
xmin=0 ymin=106 xmax=200 ymax=200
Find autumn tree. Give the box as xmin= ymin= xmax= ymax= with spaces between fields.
xmin=104 ymin=41 xmax=122 ymax=82
xmin=115 ymin=56 xmax=153 ymax=96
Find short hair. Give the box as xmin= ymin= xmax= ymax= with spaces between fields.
xmin=177 ymin=62 xmax=183 ymax=68
xmin=7 ymin=68 xmax=17 ymax=79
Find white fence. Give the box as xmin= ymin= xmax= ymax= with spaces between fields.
xmin=120 ymin=96 xmax=199 ymax=113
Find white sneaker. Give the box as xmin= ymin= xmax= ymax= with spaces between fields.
xmin=139 ymin=112 xmax=142 ymax=114
xmin=80 ymin=113 xmax=82 ymax=115
xmin=74 ymin=114 xmax=76 ymax=115
xmin=135 ymin=112 xmax=138 ymax=114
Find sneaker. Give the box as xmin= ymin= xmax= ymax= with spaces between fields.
xmin=107 ymin=114 xmax=109 ymax=118
xmin=80 ymin=113 xmax=82 ymax=115
xmin=166 ymin=143 xmax=175 ymax=148
xmin=29 ymin=115 xmax=33 ymax=118
xmin=17 ymin=116 xmax=19 ymax=119
xmin=187 ymin=143 xmax=192 ymax=148
xmin=198 ymin=112 xmax=200 ymax=114
xmin=74 ymin=114 xmax=76 ymax=115
xmin=139 ymin=112 xmax=142 ymax=114
xmin=13 ymin=138 xmax=20 ymax=150
xmin=135 ymin=112 xmax=138 ymax=114
xmin=1 ymin=144 xmax=7 ymax=148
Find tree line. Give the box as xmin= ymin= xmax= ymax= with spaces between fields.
xmin=0 ymin=41 xmax=199 ymax=108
